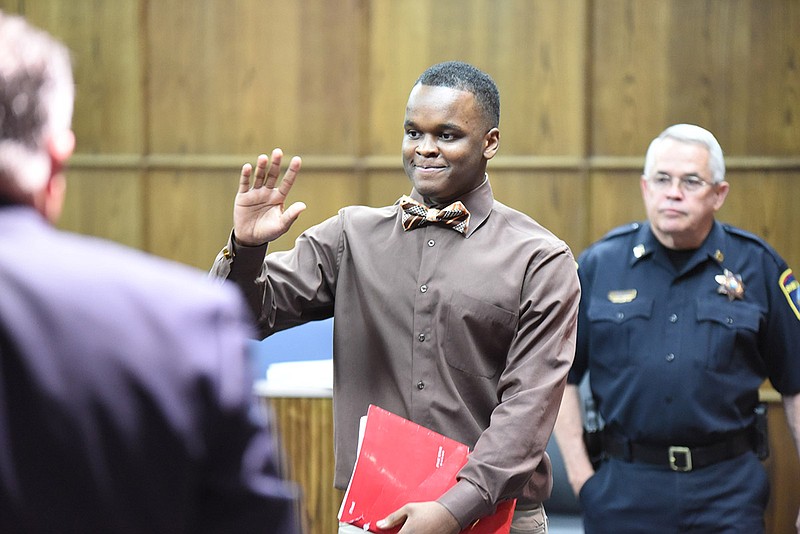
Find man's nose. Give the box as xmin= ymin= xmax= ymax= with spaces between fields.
xmin=666 ymin=177 xmax=684 ymax=198
xmin=415 ymin=134 xmax=438 ymax=155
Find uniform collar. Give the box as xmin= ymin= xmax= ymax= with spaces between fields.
xmin=630 ymin=221 xmax=726 ymax=272
xmin=407 ymin=174 xmax=494 ymax=238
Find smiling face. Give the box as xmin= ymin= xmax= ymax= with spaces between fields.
xmin=401 ymin=84 xmax=499 ymax=206
xmin=640 ymin=137 xmax=729 ymax=250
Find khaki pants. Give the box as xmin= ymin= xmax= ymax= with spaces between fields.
xmin=337 ymin=502 xmax=548 ymax=534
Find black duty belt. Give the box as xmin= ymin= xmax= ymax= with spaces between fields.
xmin=602 ymin=429 xmax=754 ymax=472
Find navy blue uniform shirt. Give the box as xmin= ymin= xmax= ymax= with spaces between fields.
xmin=569 ymin=220 xmax=800 ymax=445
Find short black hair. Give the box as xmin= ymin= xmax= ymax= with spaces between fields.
xmin=414 ymin=61 xmax=500 ymax=129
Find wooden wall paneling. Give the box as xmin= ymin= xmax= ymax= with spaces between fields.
xmin=21 ymin=0 xmax=145 ymax=155
xmin=661 ymin=2 xmax=753 ymax=146
xmin=264 ymin=396 xmax=342 ymax=534
xmin=364 ymin=168 xmax=413 ymax=209
xmin=490 ymin=170 xmax=588 ymax=254
xmin=719 ymin=170 xmax=800 ymax=269
xmin=738 ymin=2 xmax=800 ymax=156
xmin=145 ymin=169 xmax=234 ymax=269
xmin=587 ymin=169 xmax=647 ymax=246
xmin=762 ymin=398 xmax=800 ymax=534
xmin=265 ymin=168 xmax=367 ymax=253
xmin=0 ymin=1 xmax=22 ymax=14
xmin=591 ymin=1 xmax=673 ymax=154
xmin=367 ymin=0 xmax=588 ymax=158
xmin=146 ymin=168 xmax=359 ymax=269
xmin=58 ymin=168 xmax=145 ymax=250
xmin=146 ymin=0 xmax=366 ymax=156
xmin=592 ymin=1 xmax=800 ymax=158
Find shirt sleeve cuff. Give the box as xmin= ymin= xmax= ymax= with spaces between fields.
xmin=228 ymin=231 xmax=269 ymax=275
xmin=437 ymin=479 xmax=494 ymax=530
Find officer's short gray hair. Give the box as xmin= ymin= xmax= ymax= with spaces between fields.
xmin=643 ymin=124 xmax=726 ymax=183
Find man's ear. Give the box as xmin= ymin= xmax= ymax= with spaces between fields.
xmin=48 ymin=129 xmax=75 ymax=173
xmin=712 ymin=180 xmax=730 ymax=212
xmin=41 ymin=129 xmax=74 ymax=223
xmin=483 ymin=127 xmax=500 ymax=160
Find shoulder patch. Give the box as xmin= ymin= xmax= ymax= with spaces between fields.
xmin=779 ymin=269 xmax=800 ymax=321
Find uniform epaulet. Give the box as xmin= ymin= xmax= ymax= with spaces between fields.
xmin=599 ymin=222 xmax=643 ymax=242
xmin=721 ymin=223 xmax=784 ymax=266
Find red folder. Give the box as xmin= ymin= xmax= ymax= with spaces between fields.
xmin=338 ymin=404 xmax=515 ymax=533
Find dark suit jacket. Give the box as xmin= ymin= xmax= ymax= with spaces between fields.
xmin=0 ymin=206 xmax=299 ymax=533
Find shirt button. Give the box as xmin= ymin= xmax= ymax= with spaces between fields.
xmin=417 ymin=380 xmax=425 ymax=390
xmin=427 ymin=239 xmax=435 ymax=247
xmin=669 ymin=314 xmax=678 ymax=323
xmin=418 ymin=333 xmax=426 ymax=342
xmin=726 ymin=317 xmax=734 ymax=324
xmin=666 ymin=353 xmax=675 ymax=362
xmin=420 ymin=284 xmax=428 ymax=293
xmin=616 ymin=312 xmax=624 ymax=320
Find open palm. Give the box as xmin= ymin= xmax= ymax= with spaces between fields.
xmin=233 ymin=148 xmax=305 ymax=246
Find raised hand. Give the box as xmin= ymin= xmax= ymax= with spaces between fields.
xmin=232 ymin=148 xmax=305 ymax=246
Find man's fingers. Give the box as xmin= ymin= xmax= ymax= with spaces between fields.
xmin=282 ymin=201 xmax=307 ymax=227
xmin=252 ymin=153 xmax=270 ymax=188
xmin=377 ymin=508 xmax=406 ymax=530
xmin=277 ymin=155 xmax=303 ymax=197
xmin=238 ymin=163 xmax=253 ymax=194
xmin=263 ymin=148 xmax=284 ymax=189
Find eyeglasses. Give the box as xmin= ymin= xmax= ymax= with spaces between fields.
xmin=648 ymin=173 xmax=713 ymax=193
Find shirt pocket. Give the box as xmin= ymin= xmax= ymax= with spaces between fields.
xmin=586 ymin=297 xmax=654 ymax=368
xmin=444 ymin=291 xmax=517 ymax=378
xmin=696 ymin=299 xmax=761 ymax=371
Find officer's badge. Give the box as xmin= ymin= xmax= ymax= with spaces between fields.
xmin=779 ymin=268 xmax=800 ymax=320
xmin=715 ymin=269 xmax=745 ymax=301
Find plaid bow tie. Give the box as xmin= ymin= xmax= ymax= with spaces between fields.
xmin=397 ymin=195 xmax=470 ymax=235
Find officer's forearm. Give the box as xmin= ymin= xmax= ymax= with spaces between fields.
xmin=782 ymin=393 xmax=800 ymax=459
xmin=554 ymin=384 xmax=595 ymax=496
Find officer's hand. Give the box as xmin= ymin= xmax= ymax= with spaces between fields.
xmin=377 ymin=501 xmax=460 ymax=534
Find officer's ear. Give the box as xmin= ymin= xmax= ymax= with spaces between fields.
xmin=711 ymin=181 xmax=729 ymax=212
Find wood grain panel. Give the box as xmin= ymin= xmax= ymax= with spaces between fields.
xmin=146 ymin=169 xmax=359 ymax=269
xmin=18 ymin=0 xmax=145 ymax=154
xmin=719 ymin=171 xmax=800 ymax=269
xmin=587 ymin=169 xmax=648 ymax=246
xmin=367 ymin=0 xmax=587 ymax=156
xmin=146 ymin=0 xmax=366 ymax=156
xmin=591 ymin=0 xmax=800 ymax=157
xmin=762 ymin=399 xmax=800 ymax=534
xmin=58 ymin=168 xmax=145 ymax=250
xmin=262 ymin=396 xmax=342 ymax=534
xmin=489 ymin=170 xmax=588 ymax=254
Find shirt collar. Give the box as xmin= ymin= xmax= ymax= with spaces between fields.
xmin=406 ymin=174 xmax=493 ymax=238
xmin=631 ymin=221 xmax=726 ymax=270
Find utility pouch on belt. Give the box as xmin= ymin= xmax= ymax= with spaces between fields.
xmin=582 ymin=391 xmax=605 ymax=469
xmin=753 ymin=402 xmax=769 ymax=461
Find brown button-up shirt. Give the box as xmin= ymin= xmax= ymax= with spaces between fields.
xmin=210 ymin=178 xmax=580 ymax=528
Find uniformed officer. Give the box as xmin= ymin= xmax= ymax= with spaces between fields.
xmin=554 ymin=124 xmax=800 ymax=533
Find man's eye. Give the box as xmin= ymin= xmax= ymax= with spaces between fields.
xmin=654 ymin=175 xmax=672 ymax=186
xmin=406 ymin=130 xmax=420 ymax=139
xmin=440 ymin=132 xmax=455 ymax=141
